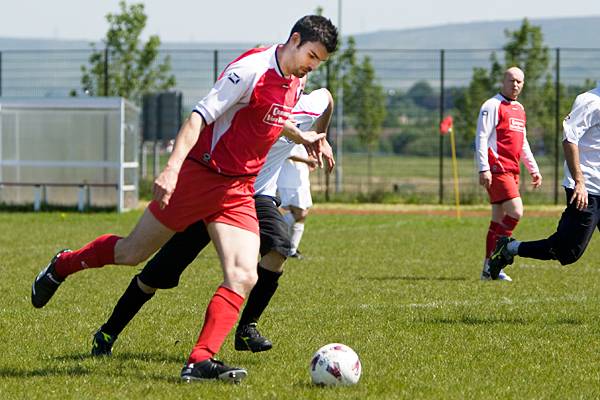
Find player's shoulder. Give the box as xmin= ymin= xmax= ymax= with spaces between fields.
xmin=222 ymin=46 xmax=277 ymax=79
xmin=295 ymin=88 xmax=332 ymax=113
xmin=479 ymin=95 xmax=501 ymax=116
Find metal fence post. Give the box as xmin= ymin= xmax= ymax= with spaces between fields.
xmin=104 ymin=47 xmax=109 ymax=96
xmin=213 ymin=50 xmax=219 ymax=83
xmin=554 ymin=48 xmax=560 ymax=205
xmin=0 ymin=51 xmax=2 ymax=97
xmin=438 ymin=49 xmax=445 ymax=204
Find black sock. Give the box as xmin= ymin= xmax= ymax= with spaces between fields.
xmin=518 ymin=239 xmax=556 ymax=260
xmin=238 ymin=265 xmax=282 ymax=327
xmin=101 ymin=275 xmax=154 ymax=337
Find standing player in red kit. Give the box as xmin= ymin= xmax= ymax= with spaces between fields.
xmin=31 ymin=15 xmax=338 ymax=383
xmin=476 ymin=67 xmax=542 ymax=281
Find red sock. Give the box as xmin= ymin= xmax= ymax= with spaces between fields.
xmin=496 ymin=215 xmax=519 ymax=237
xmin=188 ymin=286 xmax=245 ymax=364
xmin=486 ymin=221 xmax=501 ymax=258
xmin=54 ymin=234 xmax=121 ymax=279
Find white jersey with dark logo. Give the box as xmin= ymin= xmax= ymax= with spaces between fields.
xmin=562 ymin=84 xmax=600 ymax=194
xmin=254 ymin=88 xmax=330 ymax=196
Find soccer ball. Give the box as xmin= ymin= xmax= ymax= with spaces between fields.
xmin=309 ymin=343 xmax=362 ymax=386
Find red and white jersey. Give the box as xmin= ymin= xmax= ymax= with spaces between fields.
xmin=475 ymin=93 xmax=539 ymax=175
xmin=190 ymin=45 xmax=304 ymax=176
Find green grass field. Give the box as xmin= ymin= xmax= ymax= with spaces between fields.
xmin=2 ymin=208 xmax=600 ymax=399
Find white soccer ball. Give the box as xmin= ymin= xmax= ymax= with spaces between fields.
xmin=309 ymin=343 xmax=362 ymax=386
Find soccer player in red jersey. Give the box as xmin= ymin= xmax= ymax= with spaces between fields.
xmin=476 ymin=67 xmax=543 ymax=282
xmin=31 ymin=15 xmax=338 ymax=383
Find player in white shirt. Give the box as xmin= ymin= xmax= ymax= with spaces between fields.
xmin=87 ymin=88 xmax=334 ymax=361
xmin=278 ymin=141 xmax=317 ymax=258
xmin=277 ymin=90 xmax=331 ymax=258
xmin=489 ymin=82 xmax=600 ymax=278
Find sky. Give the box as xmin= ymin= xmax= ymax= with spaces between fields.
xmin=1 ymin=0 xmax=600 ymax=43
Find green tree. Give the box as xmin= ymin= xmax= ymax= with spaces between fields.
xmin=80 ymin=1 xmax=175 ymax=103
xmin=349 ymin=56 xmax=387 ymax=187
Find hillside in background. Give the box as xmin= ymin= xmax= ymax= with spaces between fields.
xmin=1 ymin=16 xmax=599 ymax=50
xmin=352 ymin=16 xmax=600 ymax=49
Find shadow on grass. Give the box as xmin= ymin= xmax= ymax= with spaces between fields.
xmin=420 ymin=316 xmax=583 ymax=325
xmin=54 ymin=351 xmax=183 ymax=364
xmin=361 ymin=275 xmax=467 ymax=282
xmin=0 ymin=365 xmax=90 ymax=378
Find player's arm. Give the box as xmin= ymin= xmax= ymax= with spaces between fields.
xmin=153 ymin=113 xmax=205 ymax=208
xmin=475 ymin=102 xmax=496 ymax=189
xmin=520 ymin=128 xmax=542 ymax=188
xmin=563 ymin=140 xmax=587 ymax=210
xmin=311 ymin=89 xmax=335 ymax=172
xmin=281 ymin=121 xmax=326 ymax=154
xmin=288 ymin=155 xmax=318 ymax=168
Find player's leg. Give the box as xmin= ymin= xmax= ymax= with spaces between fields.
xmin=235 ymin=195 xmax=291 ymax=352
xmin=182 ymin=222 xmax=259 ymax=383
xmin=32 ymin=208 xmax=175 ymax=308
xmin=288 ymin=205 xmax=309 ymax=258
xmin=490 ymin=189 xmax=600 ymax=278
xmin=482 ymin=173 xmax=521 ymax=281
xmin=92 ymin=221 xmax=211 ymax=356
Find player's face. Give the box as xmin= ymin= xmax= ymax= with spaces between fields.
xmin=502 ymin=70 xmax=525 ymax=100
xmin=290 ymin=38 xmax=329 ymax=78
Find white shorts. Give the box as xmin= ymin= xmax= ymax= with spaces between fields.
xmin=279 ymin=187 xmax=313 ymax=210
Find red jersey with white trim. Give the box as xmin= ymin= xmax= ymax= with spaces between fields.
xmin=475 ymin=93 xmax=539 ymax=175
xmin=190 ymin=45 xmax=304 ymax=176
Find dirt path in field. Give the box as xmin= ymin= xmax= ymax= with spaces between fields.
xmin=311 ymin=204 xmax=564 ymax=217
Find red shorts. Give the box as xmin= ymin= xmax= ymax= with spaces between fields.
xmin=487 ymin=172 xmax=520 ymax=204
xmin=148 ymin=160 xmax=258 ymax=235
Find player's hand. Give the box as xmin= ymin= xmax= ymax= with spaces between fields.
xmin=531 ymin=172 xmax=542 ymax=189
xmin=307 ymin=158 xmax=319 ymax=171
xmin=297 ymin=130 xmax=327 ymax=146
xmin=479 ymin=170 xmax=492 ymax=189
xmin=153 ymin=166 xmax=179 ymax=209
xmin=569 ymin=182 xmax=588 ymax=211
xmin=320 ymin=138 xmax=336 ymax=173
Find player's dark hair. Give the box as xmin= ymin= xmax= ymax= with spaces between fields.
xmin=288 ymin=15 xmax=338 ymax=53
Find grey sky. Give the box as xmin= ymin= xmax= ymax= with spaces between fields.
xmin=2 ymin=0 xmax=599 ymax=43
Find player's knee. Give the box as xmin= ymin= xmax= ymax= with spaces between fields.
xmin=228 ymin=266 xmax=258 ymax=293
xmin=555 ymin=247 xmax=583 ymax=266
xmin=511 ymin=210 xmax=523 ymax=220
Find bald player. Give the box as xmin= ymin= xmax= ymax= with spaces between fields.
xmin=476 ymin=66 xmax=543 ymax=281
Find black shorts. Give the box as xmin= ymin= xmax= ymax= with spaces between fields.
xmin=255 ymin=195 xmax=291 ymax=258
xmin=139 ymin=195 xmax=291 ymax=289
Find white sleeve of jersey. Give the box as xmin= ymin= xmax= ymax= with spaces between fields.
xmin=475 ymin=99 xmax=498 ymax=172
xmin=291 ymin=88 xmax=331 ymax=131
xmin=520 ymin=128 xmax=540 ymax=174
xmin=193 ymin=63 xmax=255 ymax=124
xmin=563 ymin=98 xmax=600 ymax=144
xmin=294 ymin=88 xmax=330 ymax=115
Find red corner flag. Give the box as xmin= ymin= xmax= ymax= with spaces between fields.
xmin=439 ymin=115 xmax=453 ymax=135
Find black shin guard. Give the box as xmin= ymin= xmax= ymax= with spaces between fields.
xmin=238 ymin=265 xmax=282 ymax=326
xmin=101 ymin=275 xmax=155 ymax=337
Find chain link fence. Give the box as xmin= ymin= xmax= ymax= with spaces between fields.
xmin=1 ymin=47 xmax=599 ymax=204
